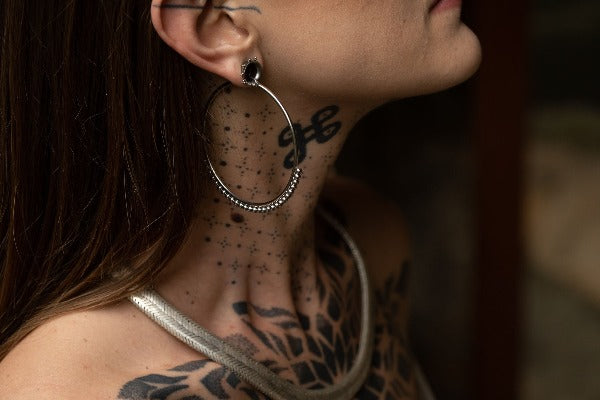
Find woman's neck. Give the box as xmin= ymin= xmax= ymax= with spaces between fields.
xmin=154 ymin=83 xmax=367 ymax=329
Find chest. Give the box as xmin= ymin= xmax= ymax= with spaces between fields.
xmin=116 ymin=254 xmax=416 ymax=400
xmin=115 ymin=309 xmax=415 ymax=400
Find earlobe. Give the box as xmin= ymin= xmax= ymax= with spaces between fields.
xmin=150 ymin=0 xmax=261 ymax=86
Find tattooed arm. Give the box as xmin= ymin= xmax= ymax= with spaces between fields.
xmin=321 ymin=173 xmax=415 ymax=340
xmin=321 ymin=175 xmax=412 ymax=278
xmin=320 ymin=175 xmax=418 ymax=399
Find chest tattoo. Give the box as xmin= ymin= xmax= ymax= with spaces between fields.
xmin=117 ymin=217 xmax=416 ymax=399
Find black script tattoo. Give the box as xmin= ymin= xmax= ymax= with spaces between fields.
xmin=278 ymin=105 xmax=342 ymax=169
xmin=153 ymin=2 xmax=262 ymax=14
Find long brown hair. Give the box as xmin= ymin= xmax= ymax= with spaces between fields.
xmin=0 ymin=0 xmax=209 ymax=360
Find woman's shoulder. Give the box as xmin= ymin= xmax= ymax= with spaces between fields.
xmin=0 ymin=302 xmax=265 ymax=400
xmin=321 ymin=174 xmax=412 ymax=290
xmin=320 ymin=173 xmax=413 ymax=360
xmin=0 ymin=301 xmax=157 ymax=399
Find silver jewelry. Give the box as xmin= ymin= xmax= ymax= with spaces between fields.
xmin=203 ymin=58 xmax=302 ymax=213
xmin=129 ymin=207 xmax=374 ymax=400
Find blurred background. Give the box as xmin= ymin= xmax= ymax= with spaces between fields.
xmin=338 ymin=0 xmax=600 ymax=399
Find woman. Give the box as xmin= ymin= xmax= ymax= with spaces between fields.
xmin=0 ymin=0 xmax=481 ymax=398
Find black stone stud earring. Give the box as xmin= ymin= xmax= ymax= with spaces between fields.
xmin=241 ymin=58 xmax=262 ymax=86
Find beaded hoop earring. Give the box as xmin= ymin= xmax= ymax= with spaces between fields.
xmin=203 ymin=58 xmax=302 ymax=213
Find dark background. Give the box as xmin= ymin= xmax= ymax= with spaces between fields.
xmin=338 ymin=0 xmax=600 ymax=398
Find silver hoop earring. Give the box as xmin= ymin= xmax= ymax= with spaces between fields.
xmin=203 ymin=58 xmax=302 ymax=213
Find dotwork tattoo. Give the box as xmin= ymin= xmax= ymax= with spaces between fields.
xmin=117 ymin=206 xmax=416 ymax=399
xmin=279 ymin=106 xmax=342 ymax=169
xmin=153 ymin=2 xmax=262 ymax=14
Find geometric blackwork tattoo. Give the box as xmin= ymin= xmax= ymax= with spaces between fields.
xmin=117 ymin=205 xmax=416 ymax=399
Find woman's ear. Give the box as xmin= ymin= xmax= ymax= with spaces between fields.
xmin=151 ymin=0 xmax=262 ymax=86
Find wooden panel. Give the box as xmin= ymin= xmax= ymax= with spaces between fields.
xmin=464 ymin=1 xmax=529 ymax=399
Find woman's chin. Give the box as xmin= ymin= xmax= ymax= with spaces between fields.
xmin=450 ymin=28 xmax=482 ymax=83
xmin=413 ymin=32 xmax=482 ymax=97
